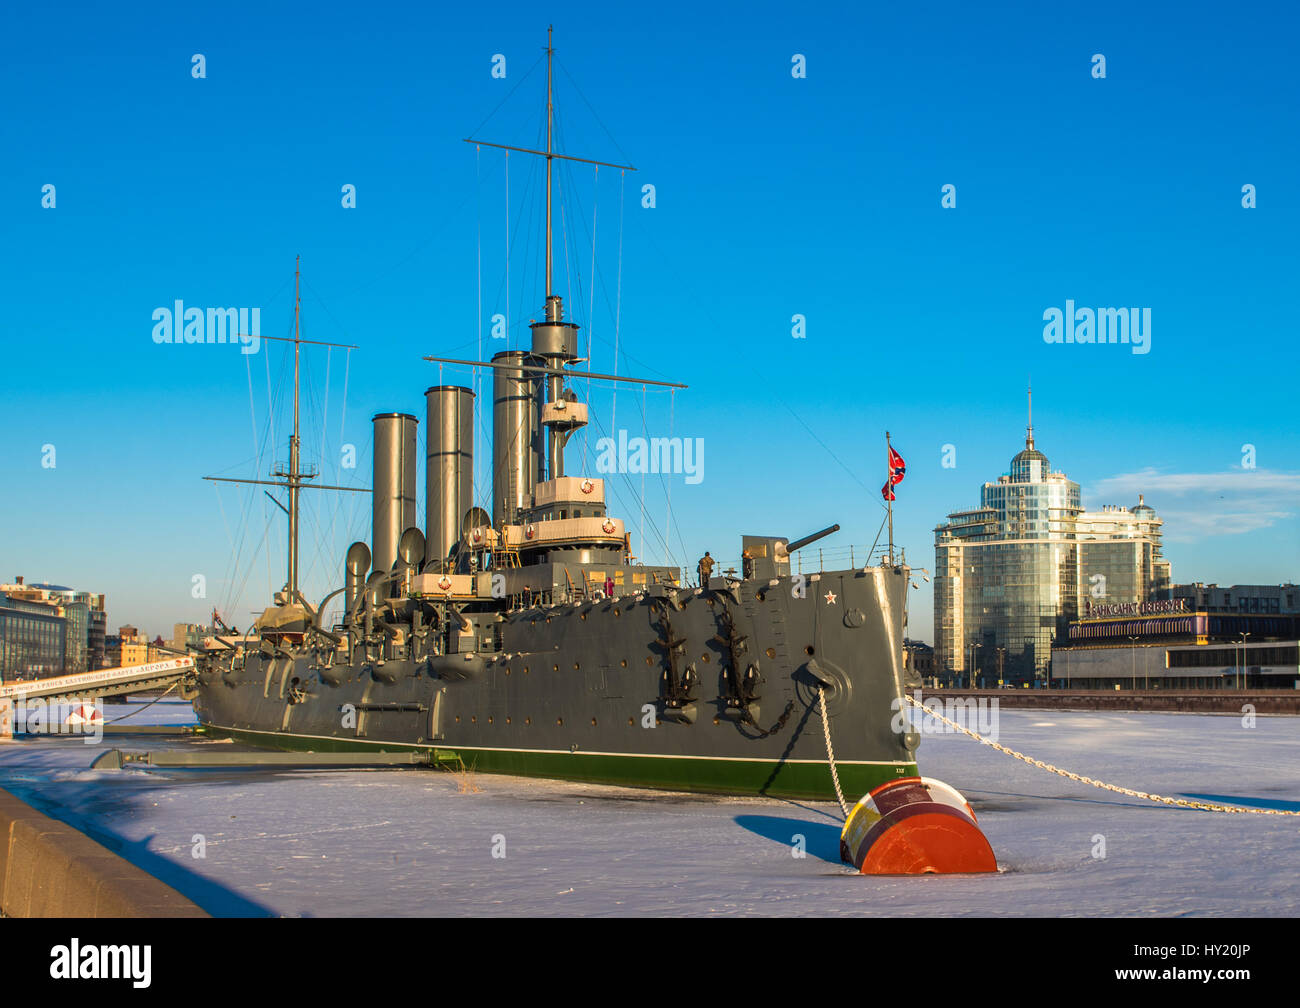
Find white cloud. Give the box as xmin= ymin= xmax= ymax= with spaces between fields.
xmin=1087 ymin=468 xmax=1300 ymax=542
xmin=1092 ymin=467 xmax=1300 ymax=497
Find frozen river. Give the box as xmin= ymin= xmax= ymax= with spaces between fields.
xmin=1 ymin=699 xmax=1296 ymax=917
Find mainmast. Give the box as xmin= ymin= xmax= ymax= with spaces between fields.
xmin=463 ymin=27 xmax=638 ymax=487
xmin=287 ymin=257 xmax=303 ymax=595
xmin=545 ymin=25 xmax=554 ymax=309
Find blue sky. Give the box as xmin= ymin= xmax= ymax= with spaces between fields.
xmin=1 ymin=0 xmax=1297 ymax=641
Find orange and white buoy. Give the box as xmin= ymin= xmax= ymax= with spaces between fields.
xmin=64 ymin=703 xmax=103 ymax=727
xmin=840 ymin=776 xmax=996 ymax=874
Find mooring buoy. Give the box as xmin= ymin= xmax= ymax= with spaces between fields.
xmin=840 ymin=776 xmax=996 ymax=874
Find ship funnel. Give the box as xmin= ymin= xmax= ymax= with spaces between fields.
xmin=344 ymin=541 xmax=371 ymax=619
xmin=492 ymin=351 xmax=542 ymax=529
xmin=371 ymin=412 xmax=419 ymax=580
xmin=425 ymin=386 xmax=475 ymax=572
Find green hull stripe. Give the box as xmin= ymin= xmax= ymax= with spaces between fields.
xmin=211 ymin=726 xmax=917 ymax=801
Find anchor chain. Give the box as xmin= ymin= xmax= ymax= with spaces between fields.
xmin=713 ymin=598 xmax=792 ymax=738
xmin=902 ymin=694 xmax=1300 ymax=817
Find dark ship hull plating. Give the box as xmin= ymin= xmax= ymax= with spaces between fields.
xmin=192 ymin=567 xmax=917 ymax=800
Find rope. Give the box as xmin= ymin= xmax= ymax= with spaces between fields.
xmin=901 ymin=694 xmax=1300 ymax=817
xmin=818 ymin=686 xmax=849 ymax=818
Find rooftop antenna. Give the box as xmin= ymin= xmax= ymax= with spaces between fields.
xmin=1026 ymin=378 xmax=1034 ymax=450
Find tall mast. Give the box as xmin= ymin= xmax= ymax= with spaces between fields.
xmin=288 ymin=255 xmax=302 ymax=598
xmin=462 ymin=29 xmax=638 ymax=484
xmin=203 ymin=260 xmax=367 ymax=613
xmin=545 ymin=24 xmax=554 ymax=308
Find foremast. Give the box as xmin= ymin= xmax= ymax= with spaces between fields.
xmin=204 ymin=258 xmax=367 ymax=620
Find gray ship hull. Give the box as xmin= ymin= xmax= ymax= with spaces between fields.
xmin=192 ymin=566 xmax=919 ymax=800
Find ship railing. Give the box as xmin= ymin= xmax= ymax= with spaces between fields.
xmin=793 ymin=544 xmax=897 ymax=573
xmin=700 ymin=545 xmax=899 ymax=585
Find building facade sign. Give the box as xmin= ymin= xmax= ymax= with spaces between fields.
xmin=1082 ymin=598 xmax=1188 ymax=619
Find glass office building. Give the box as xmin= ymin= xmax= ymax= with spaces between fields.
xmin=934 ymin=420 xmax=1170 ymax=684
xmin=0 ymin=595 xmax=69 ymax=681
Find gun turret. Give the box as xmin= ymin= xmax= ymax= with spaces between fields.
xmin=780 ymin=524 xmax=840 ymax=556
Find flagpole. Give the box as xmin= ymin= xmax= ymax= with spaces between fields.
xmin=886 ymin=430 xmax=895 ymax=566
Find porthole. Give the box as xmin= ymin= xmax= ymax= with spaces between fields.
xmin=645 ymin=656 xmax=653 ymax=665
xmin=557 ymin=718 xmax=564 ymax=726
xmin=621 ymin=659 xmax=628 ymax=667
xmin=590 ymin=718 xmax=597 ymax=726
xmin=765 ymin=647 xmax=776 ymax=659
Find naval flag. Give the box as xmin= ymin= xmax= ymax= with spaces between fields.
xmin=888 ymin=445 xmax=906 ymax=486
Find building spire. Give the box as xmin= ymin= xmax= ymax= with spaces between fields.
xmin=1025 ymin=379 xmax=1034 ymax=450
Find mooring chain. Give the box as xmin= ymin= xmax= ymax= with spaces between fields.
xmin=818 ymin=686 xmax=849 ymax=818
xmin=104 ymin=682 xmax=181 ymax=725
xmin=902 ymin=694 xmax=1300 ymax=817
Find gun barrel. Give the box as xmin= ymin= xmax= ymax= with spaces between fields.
xmin=782 ymin=524 xmax=841 ymax=555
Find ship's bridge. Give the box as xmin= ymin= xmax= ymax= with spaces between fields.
xmin=493 ymin=476 xmax=626 ymax=559
xmin=527 ymin=476 xmax=608 ymax=520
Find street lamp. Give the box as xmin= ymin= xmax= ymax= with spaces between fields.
xmin=967 ymin=642 xmax=982 ymax=689
xmin=1128 ymin=635 xmax=1140 ymax=691
xmin=1238 ymin=631 xmax=1251 ymax=690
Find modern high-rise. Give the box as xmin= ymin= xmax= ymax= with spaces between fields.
xmin=933 ymin=396 xmax=1171 ymax=685
xmin=0 ymin=577 xmax=107 ymax=678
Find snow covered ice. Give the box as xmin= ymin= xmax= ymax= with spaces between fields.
xmin=1 ymin=699 xmax=1297 ymax=917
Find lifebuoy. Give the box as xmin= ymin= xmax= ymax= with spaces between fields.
xmin=602 ymin=519 xmax=616 ymax=534
xmin=471 ymin=527 xmax=484 ymax=544
xmin=437 ymin=576 xmax=452 ymax=592
xmin=525 ymin=524 xmax=537 ymax=540
xmin=580 ymin=478 xmax=594 ymax=494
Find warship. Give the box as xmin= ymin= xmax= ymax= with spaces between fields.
xmin=186 ymin=30 xmax=926 ymax=803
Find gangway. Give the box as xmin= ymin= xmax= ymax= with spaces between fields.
xmin=0 ymin=657 xmax=194 ymax=739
